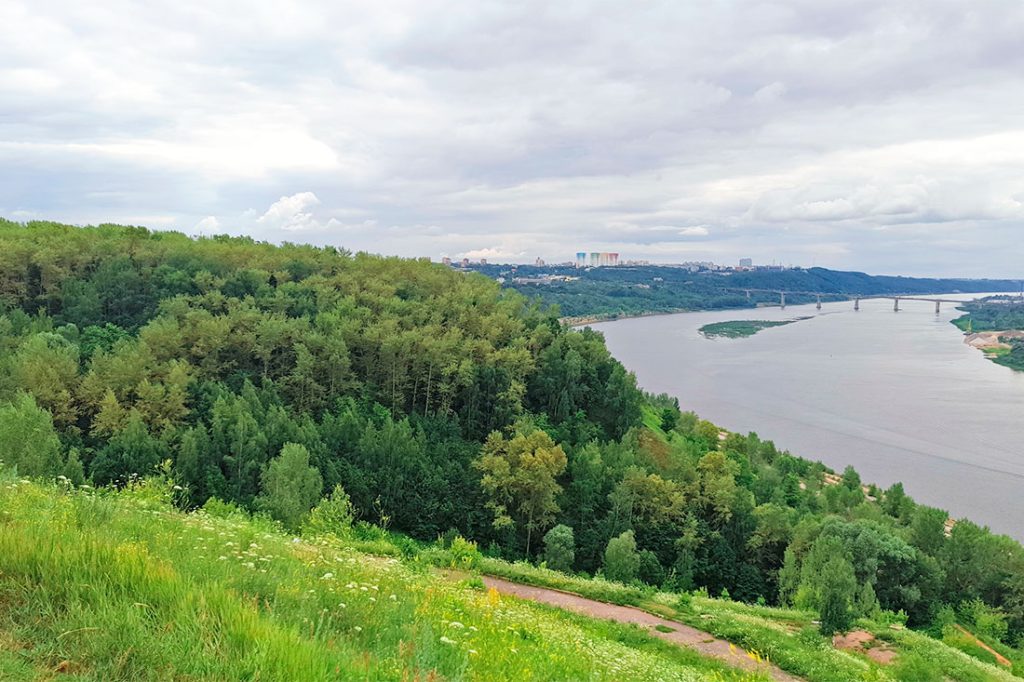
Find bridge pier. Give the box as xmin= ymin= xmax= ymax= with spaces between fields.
xmin=745 ymin=290 xmax=751 ymax=303
xmin=894 ymin=297 xmax=900 ymax=312
xmin=854 ymin=298 xmax=860 ymax=311
xmin=780 ymin=292 xmax=786 ymax=310
xmin=816 ymin=294 xmax=822 ymax=310
xmin=935 ymin=300 xmax=941 ymax=314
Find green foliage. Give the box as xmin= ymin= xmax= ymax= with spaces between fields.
xmin=302 ymin=484 xmax=355 ymax=538
xmin=492 ymin=261 xmax=1017 ymax=320
xmin=791 ymin=536 xmax=856 ymax=634
xmin=542 ymin=524 xmax=575 ymax=573
xmin=61 ymin=447 xmax=86 ymax=486
xmin=0 ymin=393 xmax=62 ymax=477
xmin=475 ymin=429 xmax=567 ymax=555
xmin=891 ymin=652 xmax=943 ymax=681
xmin=2 ymin=219 xmax=1024 ymax=661
xmin=638 ymin=549 xmax=666 ymax=587
xmin=604 ymin=530 xmax=641 ymax=584
xmin=960 ymin=598 xmax=1010 ymax=643
xmin=256 ymin=443 xmax=323 ymax=531
xmin=447 ymin=535 xmax=483 ymax=571
xmin=0 ymin=478 xmax=770 ymax=682
xmin=699 ymin=319 xmax=801 ymax=339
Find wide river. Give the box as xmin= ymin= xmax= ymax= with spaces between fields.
xmin=589 ymin=295 xmax=1024 ymax=539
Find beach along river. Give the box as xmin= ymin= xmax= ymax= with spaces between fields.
xmin=589 ymin=295 xmax=1024 ymax=539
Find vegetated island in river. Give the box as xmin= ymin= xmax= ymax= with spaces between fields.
xmin=952 ymin=296 xmax=1024 ymax=371
xmin=700 ymin=317 xmax=810 ymax=339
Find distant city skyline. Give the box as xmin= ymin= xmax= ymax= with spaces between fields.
xmin=2 ymin=2 xmax=1023 ymax=278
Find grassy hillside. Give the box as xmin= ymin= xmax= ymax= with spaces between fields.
xmin=0 ymin=471 xmax=767 ymax=682
xmin=1 ymin=471 xmax=1017 ymax=682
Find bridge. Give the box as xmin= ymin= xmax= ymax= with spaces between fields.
xmin=728 ymin=288 xmax=972 ymax=313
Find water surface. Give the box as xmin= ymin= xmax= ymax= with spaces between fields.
xmin=590 ymin=296 xmax=1024 ymax=538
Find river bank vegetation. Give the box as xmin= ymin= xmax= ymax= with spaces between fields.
xmin=954 ymin=297 xmax=1024 ymax=371
xmin=3 ymin=219 xmax=1024 ymax=678
xmin=699 ymin=319 xmax=807 ymax=339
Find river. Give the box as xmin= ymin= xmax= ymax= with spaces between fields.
xmin=589 ymin=295 xmax=1024 ymax=539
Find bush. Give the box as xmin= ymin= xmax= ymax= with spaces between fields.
xmin=637 ymin=550 xmax=665 ymax=587
xmin=542 ymin=524 xmax=575 ymax=573
xmin=603 ymin=530 xmax=639 ymax=584
xmin=302 ymin=484 xmax=355 ymax=538
xmin=961 ymin=598 xmax=1009 ymax=643
xmin=891 ymin=652 xmax=943 ymax=681
xmin=202 ymin=497 xmax=248 ymax=520
xmin=255 ymin=443 xmax=322 ymax=531
xmin=448 ymin=535 xmax=483 ymax=571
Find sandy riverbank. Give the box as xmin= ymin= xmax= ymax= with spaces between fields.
xmin=964 ymin=330 xmax=1024 ymax=352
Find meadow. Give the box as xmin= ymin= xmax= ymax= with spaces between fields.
xmin=0 ymin=470 xmax=767 ymax=682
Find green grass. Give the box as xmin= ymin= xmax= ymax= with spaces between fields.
xmin=699 ymin=319 xmax=805 ymax=339
xmin=473 ymin=554 xmax=1021 ymax=682
xmin=0 ymin=473 xmax=764 ymax=682
xmin=4 ymin=472 xmax=1019 ymax=682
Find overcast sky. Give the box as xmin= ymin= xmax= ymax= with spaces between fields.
xmin=2 ymin=1 xmax=1023 ymax=276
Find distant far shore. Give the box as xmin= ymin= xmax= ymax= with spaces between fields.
xmin=562 ymin=308 xmax=689 ymax=327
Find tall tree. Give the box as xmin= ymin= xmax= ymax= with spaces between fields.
xmin=475 ymin=428 xmax=567 ymax=555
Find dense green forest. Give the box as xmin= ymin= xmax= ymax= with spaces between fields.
xmin=473 ymin=263 xmax=1020 ymax=319
xmin=954 ymin=297 xmax=1024 ymax=371
xmin=3 ymin=219 xmax=1024 ymax=659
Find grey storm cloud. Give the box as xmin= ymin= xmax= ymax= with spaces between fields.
xmin=1 ymin=0 xmax=1022 ymax=276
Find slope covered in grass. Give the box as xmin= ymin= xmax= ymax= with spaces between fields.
xmin=0 ymin=472 xmax=768 ymax=682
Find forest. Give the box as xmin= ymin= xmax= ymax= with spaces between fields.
xmin=3 ymin=219 xmax=1024 ymax=652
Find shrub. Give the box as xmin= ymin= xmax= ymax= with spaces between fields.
xmin=202 ymin=496 xmax=248 ymax=520
xmin=637 ymin=550 xmax=665 ymax=587
xmin=603 ymin=530 xmax=639 ymax=584
xmin=542 ymin=524 xmax=575 ymax=573
xmin=255 ymin=443 xmax=322 ymax=531
xmin=302 ymin=484 xmax=355 ymax=538
xmin=448 ymin=535 xmax=483 ymax=571
xmin=891 ymin=652 xmax=943 ymax=681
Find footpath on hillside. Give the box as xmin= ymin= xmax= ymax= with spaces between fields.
xmin=481 ymin=575 xmax=803 ymax=681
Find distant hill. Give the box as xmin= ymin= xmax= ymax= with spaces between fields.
xmin=463 ymin=263 xmax=1020 ymax=318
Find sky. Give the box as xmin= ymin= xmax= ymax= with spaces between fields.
xmin=1 ymin=1 xmax=1023 ymax=277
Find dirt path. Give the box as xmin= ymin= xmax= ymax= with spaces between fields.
xmin=952 ymin=624 xmax=1012 ymax=667
xmin=482 ymin=576 xmax=802 ymax=681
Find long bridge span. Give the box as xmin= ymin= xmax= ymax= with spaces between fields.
xmin=727 ymin=288 xmax=972 ymax=313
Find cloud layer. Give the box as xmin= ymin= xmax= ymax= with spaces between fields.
xmin=2 ymin=1 xmax=1022 ymax=276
